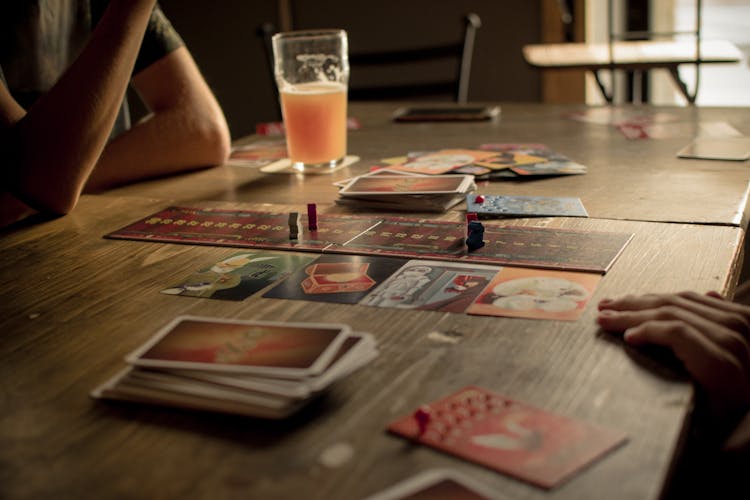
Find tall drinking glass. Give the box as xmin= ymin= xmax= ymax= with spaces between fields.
xmin=272 ymin=30 xmax=349 ymax=170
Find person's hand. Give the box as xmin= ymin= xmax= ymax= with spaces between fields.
xmin=597 ymin=291 xmax=750 ymax=422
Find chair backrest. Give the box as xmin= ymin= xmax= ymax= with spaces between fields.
xmin=347 ymin=13 xmax=481 ymax=103
xmin=258 ymin=13 xmax=481 ymax=105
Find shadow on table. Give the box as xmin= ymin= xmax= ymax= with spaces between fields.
xmin=595 ymin=328 xmax=689 ymax=382
xmin=91 ymin=391 xmax=340 ymax=447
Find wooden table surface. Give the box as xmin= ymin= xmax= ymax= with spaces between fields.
xmin=1 ymin=103 xmax=748 ymax=500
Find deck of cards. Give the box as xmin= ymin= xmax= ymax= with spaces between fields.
xmin=91 ymin=316 xmax=377 ymax=419
xmin=336 ymin=171 xmax=476 ymax=212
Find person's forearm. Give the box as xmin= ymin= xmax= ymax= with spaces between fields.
xmin=7 ymin=0 xmax=157 ymax=214
xmin=84 ymin=47 xmax=230 ymax=191
xmin=85 ymin=101 xmax=229 ymax=190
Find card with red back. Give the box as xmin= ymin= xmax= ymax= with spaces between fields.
xmin=388 ymin=386 xmax=627 ymax=489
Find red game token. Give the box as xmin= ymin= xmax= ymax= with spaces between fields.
xmin=474 ymin=195 xmax=485 ymax=203
xmin=414 ymin=405 xmax=432 ymax=435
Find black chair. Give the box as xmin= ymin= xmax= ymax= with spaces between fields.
xmin=347 ymin=13 xmax=481 ymax=103
xmin=258 ymin=13 xmax=481 ymax=105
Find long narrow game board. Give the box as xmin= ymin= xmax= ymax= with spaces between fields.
xmin=105 ymin=207 xmax=633 ymax=273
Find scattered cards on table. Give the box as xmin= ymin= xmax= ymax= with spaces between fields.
xmin=360 ymin=144 xmax=588 ymax=182
xmin=363 ymin=468 xmax=503 ymax=500
xmin=386 ymin=149 xmax=499 ymax=175
xmin=477 ymin=143 xmax=587 ymax=177
xmin=387 ymin=386 xmax=627 ymax=489
xmin=467 ymin=194 xmax=588 ymax=218
xmin=264 ymin=254 xmax=603 ymax=320
xmin=91 ymin=316 xmax=377 ymax=418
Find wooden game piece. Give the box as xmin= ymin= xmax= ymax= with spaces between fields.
xmin=307 ymin=203 xmax=318 ymax=230
xmin=466 ymin=221 xmax=485 ymax=251
xmin=288 ymin=212 xmax=300 ymax=240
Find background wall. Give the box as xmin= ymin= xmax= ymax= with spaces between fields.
xmin=156 ymin=0 xmax=543 ymax=139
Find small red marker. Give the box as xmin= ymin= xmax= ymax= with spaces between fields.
xmin=474 ymin=195 xmax=485 ymax=203
xmin=414 ymin=405 xmax=432 ymax=435
xmin=466 ymin=212 xmax=478 ymax=223
xmin=307 ymin=203 xmax=318 ymax=231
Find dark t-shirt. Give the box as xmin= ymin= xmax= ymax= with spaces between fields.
xmin=0 ymin=0 xmax=184 ymax=137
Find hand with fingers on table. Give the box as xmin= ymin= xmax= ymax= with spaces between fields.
xmin=596 ymin=290 xmax=750 ymax=440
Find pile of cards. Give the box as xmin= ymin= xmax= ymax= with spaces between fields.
xmin=91 ymin=316 xmax=377 ymax=419
xmin=336 ymin=170 xmax=476 ymax=212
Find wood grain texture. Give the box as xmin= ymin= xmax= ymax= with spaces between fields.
xmin=106 ymin=103 xmax=750 ymax=228
xmin=0 ymin=190 xmax=744 ymax=499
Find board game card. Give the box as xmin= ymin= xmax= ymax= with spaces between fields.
xmin=466 ymin=267 xmax=601 ymax=321
xmin=388 ymin=386 xmax=627 ymax=489
xmin=263 ymin=254 xmax=407 ymax=304
xmin=126 ymin=316 xmax=351 ymax=378
xmin=363 ymin=468 xmax=503 ymax=500
xmin=466 ymin=194 xmax=588 ymax=218
xmin=161 ymin=251 xmax=316 ymax=301
xmin=334 ymin=168 xmax=426 ymax=188
xmin=170 ymin=332 xmax=378 ymax=398
xmin=476 ymin=144 xmax=587 ymax=176
xmin=340 ymin=175 xmax=475 ymax=196
xmin=677 ymin=137 xmax=750 ymax=161
xmin=387 ymin=149 xmax=498 ymax=175
xmin=360 ymin=260 xmax=501 ymax=313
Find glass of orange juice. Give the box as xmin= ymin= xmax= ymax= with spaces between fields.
xmin=272 ymin=30 xmax=349 ymax=171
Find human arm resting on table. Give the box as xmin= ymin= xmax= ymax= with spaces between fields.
xmin=84 ymin=45 xmax=230 ymax=192
xmin=0 ymin=0 xmax=159 ymax=218
xmin=597 ymin=290 xmax=750 ymax=451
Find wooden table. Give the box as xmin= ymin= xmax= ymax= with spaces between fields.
xmin=522 ymin=40 xmax=742 ymax=104
xmin=110 ymin=103 xmax=750 ymax=227
xmin=1 ymin=103 xmax=748 ymax=499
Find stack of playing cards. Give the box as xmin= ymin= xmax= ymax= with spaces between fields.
xmin=335 ymin=173 xmax=476 ymax=212
xmin=91 ymin=316 xmax=377 ymax=419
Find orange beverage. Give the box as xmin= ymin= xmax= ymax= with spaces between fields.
xmin=280 ymin=81 xmax=347 ymax=166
